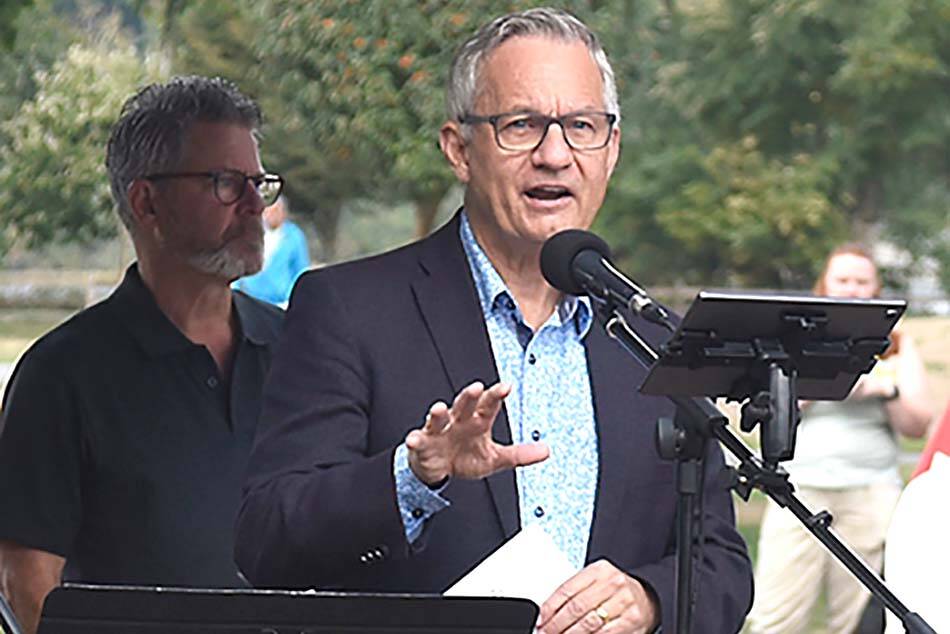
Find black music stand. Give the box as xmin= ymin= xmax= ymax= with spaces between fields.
xmin=642 ymin=290 xmax=904 ymax=466
xmin=1 ymin=590 xmax=24 ymax=634
xmin=627 ymin=290 xmax=933 ymax=634
xmin=38 ymin=584 xmax=538 ymax=634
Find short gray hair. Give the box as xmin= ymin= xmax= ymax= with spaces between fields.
xmin=106 ymin=75 xmax=262 ymax=231
xmin=446 ymin=7 xmax=619 ymax=124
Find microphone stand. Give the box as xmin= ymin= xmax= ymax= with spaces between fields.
xmin=0 ymin=590 xmax=24 ymax=634
xmin=586 ymin=298 xmax=936 ymax=634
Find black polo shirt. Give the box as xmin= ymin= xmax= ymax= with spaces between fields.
xmin=0 ymin=265 xmax=282 ymax=587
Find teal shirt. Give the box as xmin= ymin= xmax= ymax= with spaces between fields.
xmin=234 ymin=220 xmax=310 ymax=306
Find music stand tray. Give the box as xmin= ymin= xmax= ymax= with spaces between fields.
xmin=640 ymin=290 xmax=905 ymax=401
xmin=39 ymin=584 xmax=538 ymax=634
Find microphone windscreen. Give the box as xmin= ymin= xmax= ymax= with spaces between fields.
xmin=540 ymin=229 xmax=612 ymax=295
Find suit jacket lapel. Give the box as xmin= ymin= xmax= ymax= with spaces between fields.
xmin=410 ymin=213 xmax=520 ymax=539
xmin=585 ymin=314 xmax=677 ymax=560
xmin=586 ymin=324 xmax=639 ymax=559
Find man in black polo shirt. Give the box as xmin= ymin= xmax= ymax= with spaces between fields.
xmin=0 ymin=75 xmax=285 ymax=634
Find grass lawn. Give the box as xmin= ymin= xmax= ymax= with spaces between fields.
xmin=0 ymin=309 xmax=73 ymax=363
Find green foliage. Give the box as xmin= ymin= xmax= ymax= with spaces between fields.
xmin=1 ymin=0 xmax=948 ymax=293
xmin=601 ymin=0 xmax=950 ymax=288
xmin=0 ymin=0 xmax=34 ymax=50
xmin=656 ymin=137 xmax=846 ymax=286
xmin=0 ymin=33 xmax=167 ymax=254
xmin=0 ymin=0 xmax=81 ymax=124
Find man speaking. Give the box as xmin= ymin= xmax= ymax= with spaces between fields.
xmin=236 ymin=8 xmax=753 ymax=633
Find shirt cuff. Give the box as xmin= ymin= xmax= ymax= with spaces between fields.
xmin=394 ymin=443 xmax=451 ymax=543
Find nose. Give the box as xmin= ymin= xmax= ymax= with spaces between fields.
xmin=238 ymin=179 xmax=267 ymax=215
xmin=532 ymin=121 xmax=573 ymax=170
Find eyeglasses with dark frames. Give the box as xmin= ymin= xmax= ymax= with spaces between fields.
xmin=144 ymin=169 xmax=284 ymax=206
xmin=459 ymin=110 xmax=617 ymax=152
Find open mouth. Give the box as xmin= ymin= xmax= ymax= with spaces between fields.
xmin=525 ymin=185 xmax=572 ymax=201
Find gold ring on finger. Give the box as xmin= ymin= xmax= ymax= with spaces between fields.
xmin=595 ymin=605 xmax=611 ymax=624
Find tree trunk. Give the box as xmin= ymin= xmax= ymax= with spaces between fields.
xmin=414 ymin=195 xmax=443 ymax=239
xmin=309 ymin=205 xmax=341 ymax=263
xmin=852 ymin=179 xmax=883 ymax=244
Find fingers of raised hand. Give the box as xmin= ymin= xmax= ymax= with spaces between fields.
xmin=450 ymin=381 xmax=485 ymax=423
xmin=475 ymin=381 xmax=511 ymax=421
xmin=423 ymin=401 xmax=452 ymax=434
xmin=497 ymin=440 xmax=549 ymax=470
xmin=450 ymin=381 xmax=510 ymax=431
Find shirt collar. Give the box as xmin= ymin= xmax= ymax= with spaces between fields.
xmin=116 ymin=264 xmax=280 ymax=357
xmin=459 ymin=211 xmax=593 ymax=336
xmin=233 ymin=290 xmax=282 ymax=346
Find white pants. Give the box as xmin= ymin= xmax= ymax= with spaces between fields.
xmin=746 ymin=482 xmax=901 ymax=634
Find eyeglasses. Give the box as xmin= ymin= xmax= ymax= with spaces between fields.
xmin=459 ymin=110 xmax=617 ymax=152
xmin=144 ymin=169 xmax=284 ymax=206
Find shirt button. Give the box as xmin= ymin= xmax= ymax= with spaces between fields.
xmin=528 ymin=353 xmax=537 ymax=365
xmin=534 ymin=506 xmax=545 ymax=518
xmin=411 ymin=508 xmax=424 ymax=519
xmin=531 ymin=430 xmax=541 ymax=441
xmin=206 ymin=376 xmax=218 ymax=389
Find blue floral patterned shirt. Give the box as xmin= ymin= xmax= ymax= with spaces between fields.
xmin=394 ymin=213 xmax=599 ymax=569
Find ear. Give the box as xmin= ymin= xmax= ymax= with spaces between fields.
xmin=605 ymin=124 xmax=621 ymax=178
xmin=127 ymin=179 xmax=158 ymax=228
xmin=439 ymin=120 xmax=471 ymax=184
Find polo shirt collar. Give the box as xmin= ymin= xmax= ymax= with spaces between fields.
xmin=232 ymin=290 xmax=281 ymax=346
xmin=115 ymin=264 xmax=279 ymax=357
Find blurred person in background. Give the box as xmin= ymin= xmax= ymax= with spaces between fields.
xmin=0 ymin=75 xmax=284 ymax=634
xmin=883 ymin=400 xmax=950 ymax=633
xmin=911 ymin=397 xmax=950 ymax=479
xmin=233 ymin=195 xmax=310 ymax=307
xmin=748 ymin=243 xmax=933 ymax=634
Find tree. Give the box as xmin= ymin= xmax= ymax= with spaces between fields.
xmin=0 ymin=31 xmax=167 ymax=255
xmin=168 ymin=0 xmax=543 ymax=258
xmin=259 ymin=0 xmax=640 ymax=241
xmin=608 ymin=0 xmax=950 ymax=288
xmin=168 ymin=0 xmax=381 ymax=259
xmin=0 ymin=0 xmax=33 ymax=50
xmin=253 ymin=0 xmax=542 ymax=247
xmin=0 ymin=0 xmax=83 ymax=124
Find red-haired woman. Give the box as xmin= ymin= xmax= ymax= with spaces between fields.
xmin=748 ymin=244 xmax=933 ymax=634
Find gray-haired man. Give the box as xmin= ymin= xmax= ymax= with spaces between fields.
xmin=238 ymin=8 xmax=753 ymax=634
xmin=0 ymin=75 xmax=284 ymax=634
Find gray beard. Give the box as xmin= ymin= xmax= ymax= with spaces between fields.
xmin=188 ymin=243 xmax=263 ymax=281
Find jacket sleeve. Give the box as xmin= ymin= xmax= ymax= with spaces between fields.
xmin=235 ymin=269 xmax=412 ymax=589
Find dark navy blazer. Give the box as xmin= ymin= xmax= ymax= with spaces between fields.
xmin=236 ymin=214 xmax=753 ymax=633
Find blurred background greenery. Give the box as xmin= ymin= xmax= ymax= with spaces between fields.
xmin=1 ymin=0 xmax=949 ymax=295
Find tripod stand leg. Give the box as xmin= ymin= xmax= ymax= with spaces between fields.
xmin=674 ymin=459 xmax=702 ymax=634
xmin=658 ymin=409 xmax=708 ymax=634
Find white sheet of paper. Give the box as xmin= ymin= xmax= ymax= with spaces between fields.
xmin=443 ymin=523 xmax=578 ymax=607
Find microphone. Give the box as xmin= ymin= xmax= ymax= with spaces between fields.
xmin=540 ymin=229 xmax=672 ymax=329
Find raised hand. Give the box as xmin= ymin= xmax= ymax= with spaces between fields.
xmin=405 ymin=381 xmax=549 ymax=485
